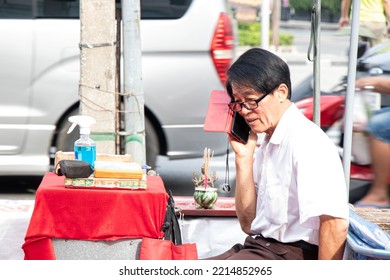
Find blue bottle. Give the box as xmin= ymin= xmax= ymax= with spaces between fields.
xmin=67 ymin=115 xmax=96 ymax=168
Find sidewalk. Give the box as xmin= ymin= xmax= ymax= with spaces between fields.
xmin=237 ymin=45 xmax=348 ymax=67
xmin=280 ymin=19 xmax=339 ymax=31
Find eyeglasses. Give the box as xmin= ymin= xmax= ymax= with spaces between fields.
xmin=228 ymin=91 xmax=271 ymax=112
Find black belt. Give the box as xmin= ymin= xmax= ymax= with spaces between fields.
xmin=286 ymin=239 xmax=318 ymax=252
xmin=255 ymin=235 xmax=318 ymax=252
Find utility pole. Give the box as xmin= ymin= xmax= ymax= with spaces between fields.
xmin=271 ymin=0 xmax=281 ymax=48
xmin=79 ymin=0 xmax=117 ymax=154
xmin=121 ymin=0 xmax=146 ymax=164
xmin=261 ymin=0 xmax=271 ymax=49
xmin=312 ymin=0 xmax=321 ymax=127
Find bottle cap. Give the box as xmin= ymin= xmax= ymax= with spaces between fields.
xmin=67 ymin=115 xmax=96 ymax=135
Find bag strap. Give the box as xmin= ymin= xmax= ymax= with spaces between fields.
xmin=162 ymin=190 xmax=182 ymax=245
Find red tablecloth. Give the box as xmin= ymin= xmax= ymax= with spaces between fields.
xmin=22 ymin=172 xmax=168 ymax=260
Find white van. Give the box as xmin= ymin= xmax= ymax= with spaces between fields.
xmin=0 ymin=0 xmax=236 ymax=175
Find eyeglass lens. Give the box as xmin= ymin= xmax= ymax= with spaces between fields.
xmin=229 ymin=93 xmax=268 ymax=112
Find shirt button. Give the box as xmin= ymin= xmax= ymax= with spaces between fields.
xmin=266 ymin=242 xmax=270 ymax=246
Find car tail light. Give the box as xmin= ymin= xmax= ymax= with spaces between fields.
xmin=210 ymin=12 xmax=234 ymax=86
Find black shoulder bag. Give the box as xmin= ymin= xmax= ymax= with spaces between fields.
xmin=162 ymin=190 xmax=182 ymax=245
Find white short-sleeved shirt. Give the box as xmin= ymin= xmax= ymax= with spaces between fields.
xmin=251 ymin=103 xmax=349 ymax=245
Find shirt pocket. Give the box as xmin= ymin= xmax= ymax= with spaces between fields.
xmin=264 ymin=184 xmax=288 ymax=224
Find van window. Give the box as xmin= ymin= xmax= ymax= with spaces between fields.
xmin=0 ymin=0 xmax=33 ymax=19
xmin=0 ymin=0 xmax=193 ymax=19
xmin=140 ymin=0 xmax=193 ymax=19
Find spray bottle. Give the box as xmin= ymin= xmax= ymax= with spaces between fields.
xmin=67 ymin=115 xmax=96 ymax=168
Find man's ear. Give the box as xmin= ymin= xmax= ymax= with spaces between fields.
xmin=277 ymin=83 xmax=289 ymax=102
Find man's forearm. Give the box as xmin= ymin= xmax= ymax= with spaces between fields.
xmin=234 ymin=156 xmax=257 ymax=234
xmin=318 ymin=215 xmax=349 ymax=260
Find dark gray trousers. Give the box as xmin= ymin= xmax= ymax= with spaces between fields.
xmin=206 ymin=235 xmax=318 ymax=260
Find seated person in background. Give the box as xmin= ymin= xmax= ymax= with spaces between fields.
xmin=207 ymin=48 xmax=349 ymax=260
xmin=354 ymin=76 xmax=390 ymax=209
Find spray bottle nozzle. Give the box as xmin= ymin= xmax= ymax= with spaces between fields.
xmin=67 ymin=115 xmax=96 ymax=135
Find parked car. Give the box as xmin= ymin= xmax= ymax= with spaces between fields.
xmin=0 ymin=0 xmax=237 ymax=175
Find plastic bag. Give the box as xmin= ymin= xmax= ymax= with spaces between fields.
xmin=349 ymin=206 xmax=390 ymax=251
xmin=139 ymin=238 xmax=198 ymax=260
xmin=352 ymin=90 xmax=370 ymax=132
xmin=350 ymin=89 xmax=381 ymax=165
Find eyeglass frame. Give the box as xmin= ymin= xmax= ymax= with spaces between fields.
xmin=228 ymin=90 xmax=273 ymax=112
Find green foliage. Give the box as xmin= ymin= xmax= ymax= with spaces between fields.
xmin=322 ymin=0 xmax=341 ymax=15
xmin=238 ymin=22 xmax=294 ymax=47
xmin=238 ymin=22 xmax=260 ymax=46
xmin=280 ymin=33 xmax=294 ymax=46
xmin=290 ymin=0 xmax=340 ymax=18
xmin=289 ymin=0 xmax=312 ymax=12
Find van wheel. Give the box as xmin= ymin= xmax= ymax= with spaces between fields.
xmin=145 ymin=117 xmax=160 ymax=169
xmin=56 ymin=108 xmax=79 ymax=153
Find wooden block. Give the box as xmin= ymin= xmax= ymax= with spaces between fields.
xmin=93 ymin=169 xmax=143 ymax=180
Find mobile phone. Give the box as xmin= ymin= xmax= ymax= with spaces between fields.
xmin=231 ymin=112 xmax=251 ymax=144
